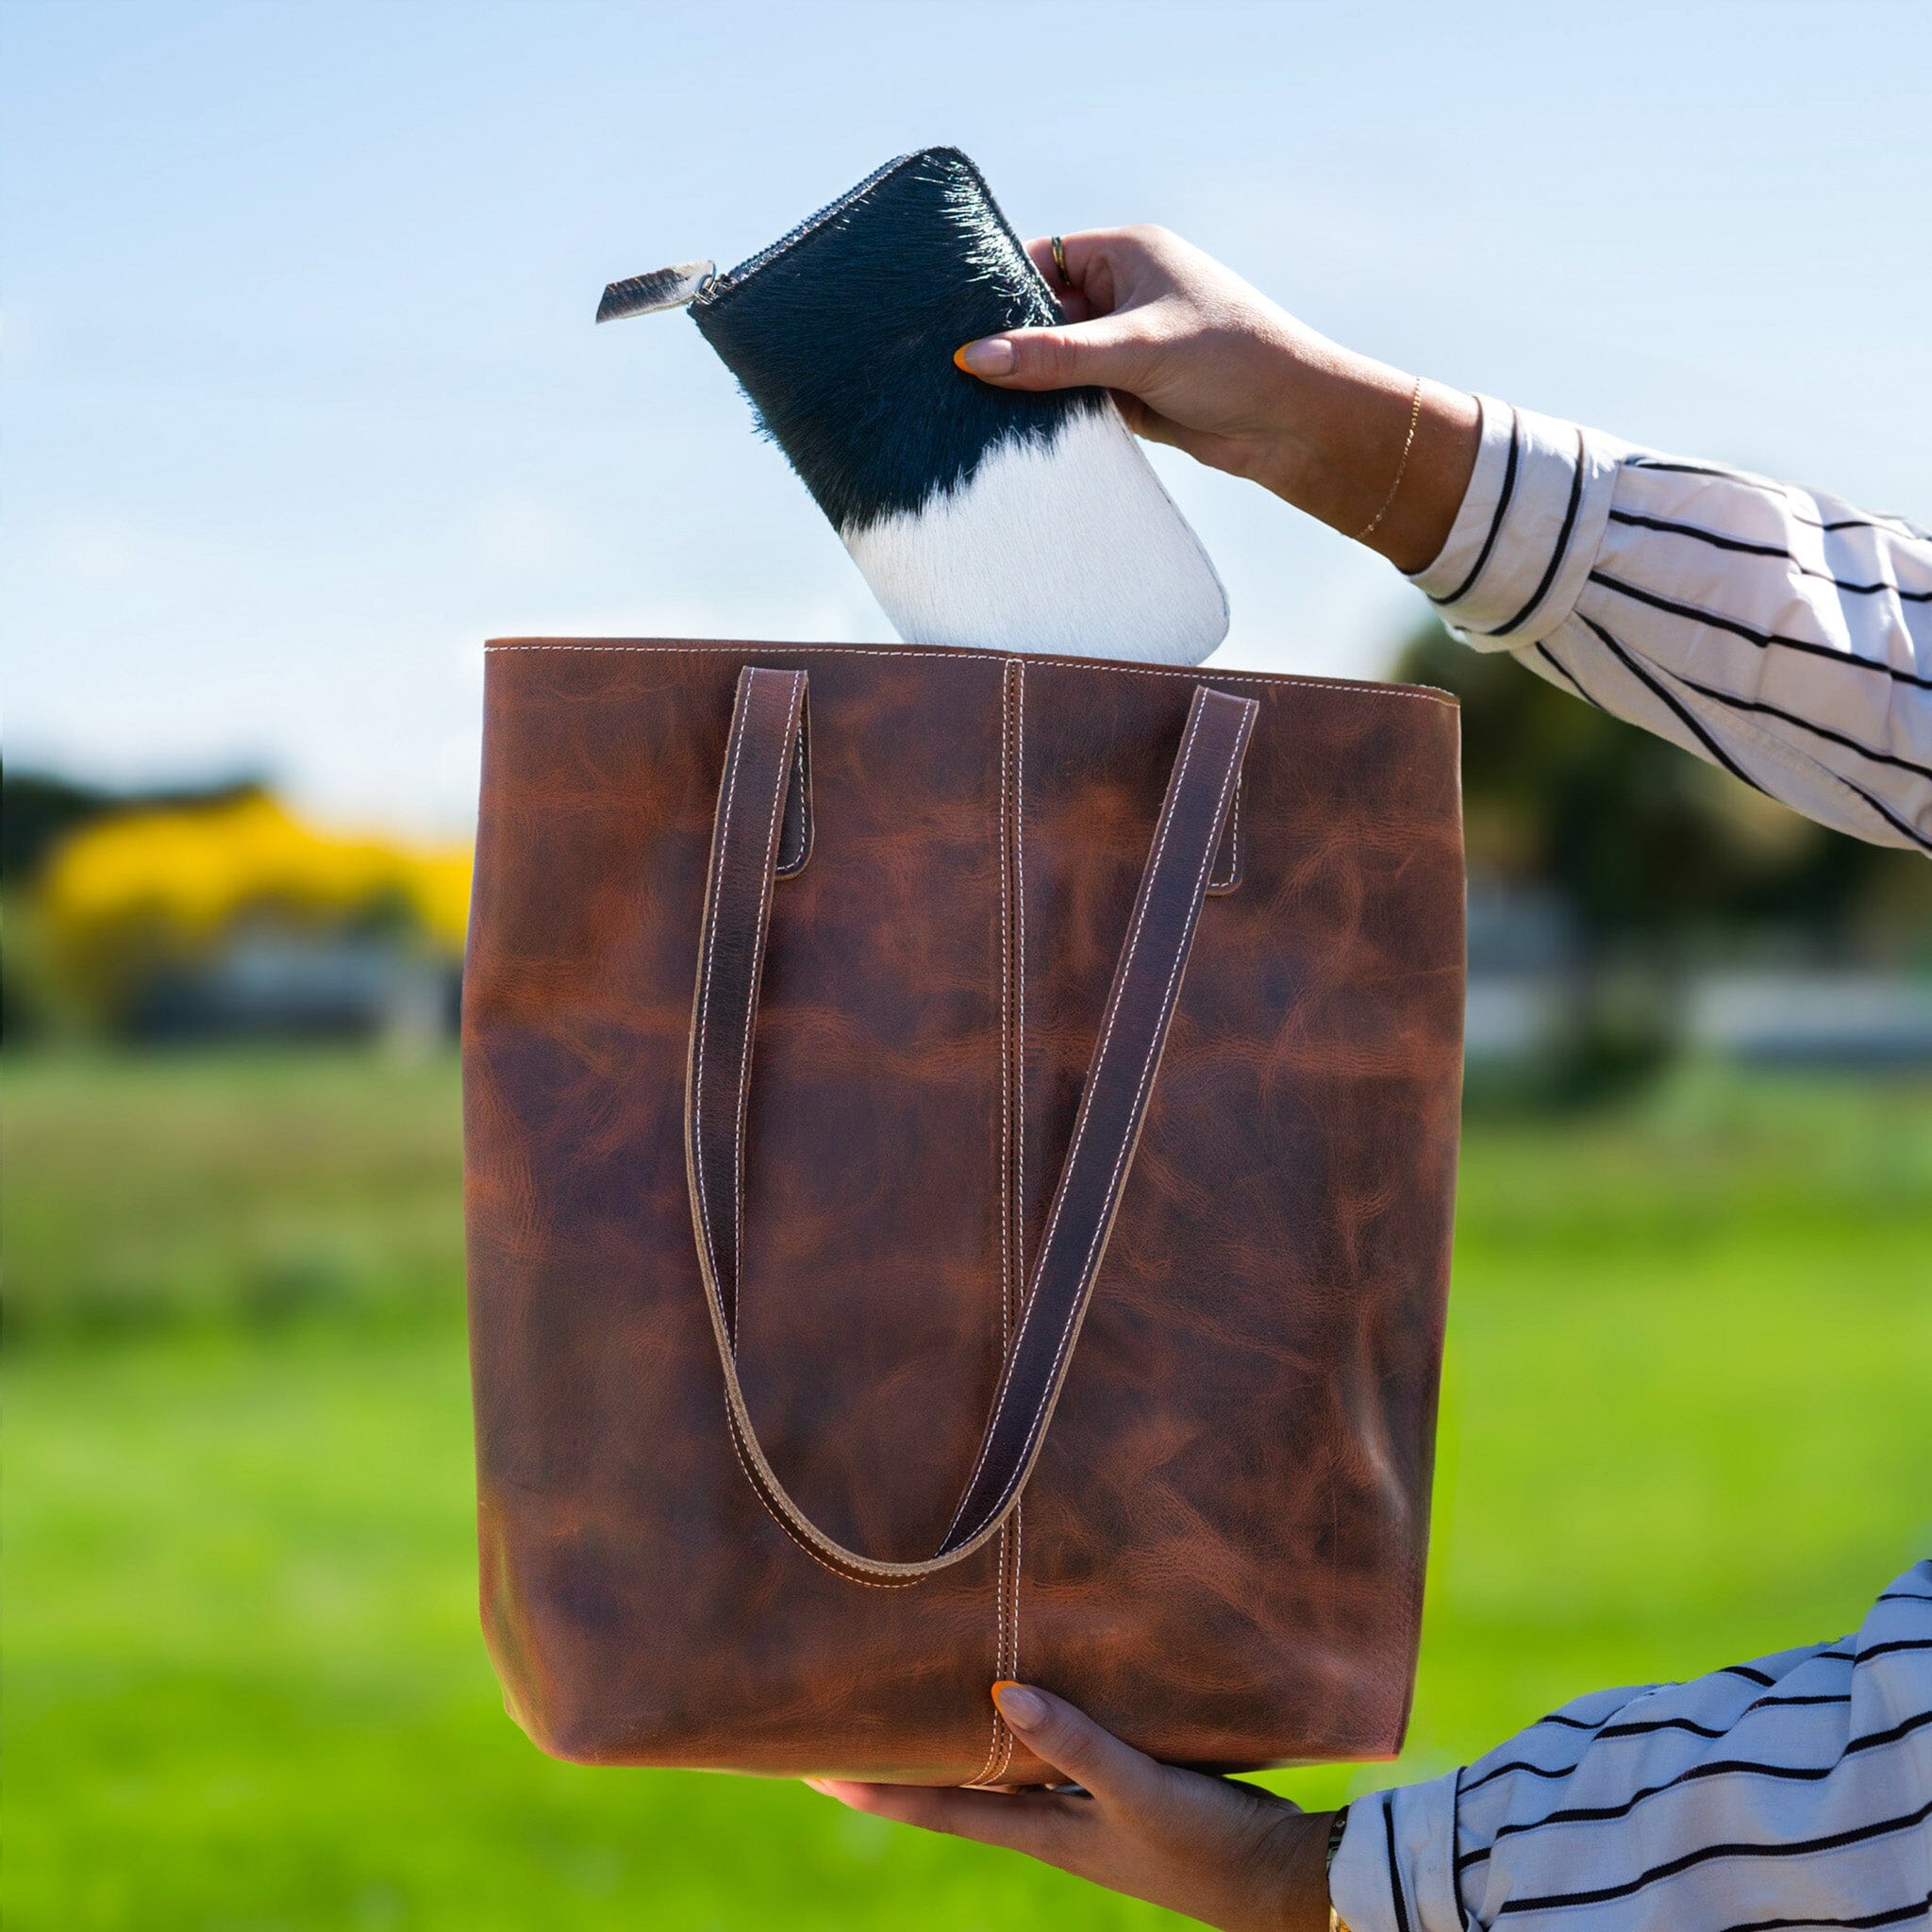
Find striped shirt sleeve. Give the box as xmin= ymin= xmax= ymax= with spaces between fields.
xmin=1408 ymin=394 xmax=1932 ymax=855
xmin=1329 ymin=1560 xmax=1932 ymax=1932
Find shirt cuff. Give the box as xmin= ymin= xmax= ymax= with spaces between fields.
xmin=1408 ymin=392 xmax=1628 ymax=650
xmin=1328 ymin=1777 xmax=1466 ymax=1932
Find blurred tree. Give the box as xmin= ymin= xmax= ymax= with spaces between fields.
xmin=3 ymin=769 xmax=266 ymax=887
xmin=1393 ymin=623 xmax=1930 ymax=956
xmin=1396 ymin=623 xmax=1932 ymax=1097
xmin=4 ymin=773 xmax=471 ymax=1041
xmin=4 ymin=770 xmax=265 ymax=1040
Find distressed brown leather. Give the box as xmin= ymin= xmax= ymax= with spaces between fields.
xmin=463 ymin=638 xmax=1465 ymax=1786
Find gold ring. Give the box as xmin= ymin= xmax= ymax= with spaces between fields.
xmin=1050 ymin=234 xmax=1068 ymax=282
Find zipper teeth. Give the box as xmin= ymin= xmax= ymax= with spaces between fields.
xmin=699 ymin=152 xmax=914 ymax=301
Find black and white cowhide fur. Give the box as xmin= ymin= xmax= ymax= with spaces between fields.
xmin=691 ymin=148 xmax=1227 ymax=663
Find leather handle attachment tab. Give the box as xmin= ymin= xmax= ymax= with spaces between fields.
xmin=685 ymin=665 xmax=1257 ymax=1585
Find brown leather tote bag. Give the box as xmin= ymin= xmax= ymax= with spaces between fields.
xmin=463 ymin=638 xmax=1464 ymax=1786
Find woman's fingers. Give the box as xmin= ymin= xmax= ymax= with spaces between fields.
xmin=953 ymin=312 xmax=1154 ymax=393
xmin=990 ymin=1682 xmax=1168 ymax=1809
xmin=804 ymin=1691 xmax=1335 ymax=1932
xmin=1026 ymin=227 xmax=1148 ymax=308
xmin=804 ymin=1777 xmax=1079 ymax=1859
xmin=1024 ymin=232 xmax=1070 ymax=290
xmin=958 ymin=228 xmax=1188 ymax=399
xmin=1024 ymin=237 xmax=1090 ymax=317
xmin=802 ymin=1685 xmax=1162 ymax=1853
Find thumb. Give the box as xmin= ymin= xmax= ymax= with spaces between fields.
xmin=991 ymin=1682 xmax=1165 ymax=1806
xmin=954 ymin=315 xmax=1152 ymax=393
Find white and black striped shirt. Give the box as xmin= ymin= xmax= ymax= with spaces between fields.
xmin=1405 ymin=394 xmax=1932 ymax=854
xmin=1328 ymin=408 xmax=1931 ymax=1928
xmin=1330 ymin=1560 xmax=1932 ymax=1932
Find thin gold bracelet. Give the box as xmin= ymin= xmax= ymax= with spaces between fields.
xmin=1351 ymin=374 xmax=1425 ymax=542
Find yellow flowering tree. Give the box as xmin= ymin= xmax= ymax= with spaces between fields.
xmin=35 ymin=791 xmax=472 ymax=1033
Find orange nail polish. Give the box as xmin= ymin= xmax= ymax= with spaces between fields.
xmin=991 ymin=1679 xmax=1046 ymax=1727
xmin=955 ymin=337 xmax=1016 ymax=376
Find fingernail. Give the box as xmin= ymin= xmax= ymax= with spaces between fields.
xmin=955 ymin=338 xmax=1016 ymax=376
xmin=991 ymin=1680 xmax=1045 ymax=1727
xmin=801 ymin=1776 xmax=830 ymax=1793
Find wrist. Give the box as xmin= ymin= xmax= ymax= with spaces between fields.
xmin=1270 ymin=1807 xmax=1341 ymax=1932
xmin=1247 ymin=332 xmax=1478 ymax=575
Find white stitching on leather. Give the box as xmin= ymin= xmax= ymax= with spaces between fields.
xmin=483 ymin=639 xmax=1454 ymax=708
xmin=937 ymin=696 xmax=1204 ymax=1541
xmin=1208 ymin=775 xmax=1241 ymax=891
xmin=690 ymin=671 xmax=941 ymax=1589
xmin=940 ymin=694 xmax=1214 ymax=1546
xmin=693 ymin=673 xmax=924 ymax=1589
xmin=999 ymin=662 xmax=1028 ymax=1783
xmin=967 ymin=662 xmax=1017 ymax=1788
xmin=954 ymin=694 xmax=1250 ymax=1542
xmin=717 ymin=1399 xmax=910 ymax=1588
xmin=992 ymin=1500 xmax=1021 ymax=1782
xmin=692 ymin=681 xmax=754 ymax=1344
xmin=981 ymin=700 xmax=1221 ymax=1525
xmin=730 ymin=672 xmax=805 ymax=1350
xmin=775 ymin=695 xmax=812 ymax=876
xmin=1004 ymin=702 xmax=1247 ymax=1527
xmin=690 ymin=666 xmax=1249 ymax=1589
xmin=691 ymin=677 xmax=862 ymax=1576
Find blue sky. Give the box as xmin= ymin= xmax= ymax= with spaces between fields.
xmin=6 ymin=0 xmax=1928 ymax=832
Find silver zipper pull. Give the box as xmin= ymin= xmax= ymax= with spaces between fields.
xmin=594 ymin=259 xmax=717 ymax=324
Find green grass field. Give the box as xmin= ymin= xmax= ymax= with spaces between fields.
xmin=7 ymin=1052 xmax=1930 ymax=1930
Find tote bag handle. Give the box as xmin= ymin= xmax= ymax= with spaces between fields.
xmin=686 ymin=665 xmax=1256 ymax=1586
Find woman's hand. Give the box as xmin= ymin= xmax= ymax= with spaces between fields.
xmin=805 ymin=1681 xmax=1337 ymax=1932
xmin=954 ymin=225 xmax=1478 ymax=575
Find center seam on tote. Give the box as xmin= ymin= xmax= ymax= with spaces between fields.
xmin=991 ymin=659 xmax=1029 ymax=1785
xmin=967 ymin=661 xmax=1019 ymax=1788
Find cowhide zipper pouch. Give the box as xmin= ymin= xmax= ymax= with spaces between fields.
xmin=598 ymin=147 xmax=1229 ymax=665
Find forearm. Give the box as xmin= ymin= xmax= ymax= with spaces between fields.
xmin=1240 ymin=328 xmax=1480 ymax=577
xmin=1408 ymin=394 xmax=1932 ymax=852
xmin=1330 ymin=1560 xmax=1932 ymax=1932
xmin=1241 ymin=311 xmax=1930 ymax=854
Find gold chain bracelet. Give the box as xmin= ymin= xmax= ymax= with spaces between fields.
xmin=1351 ymin=374 xmax=1424 ymax=542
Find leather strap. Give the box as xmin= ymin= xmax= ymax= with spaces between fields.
xmin=685 ymin=664 xmax=1257 ymax=1585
